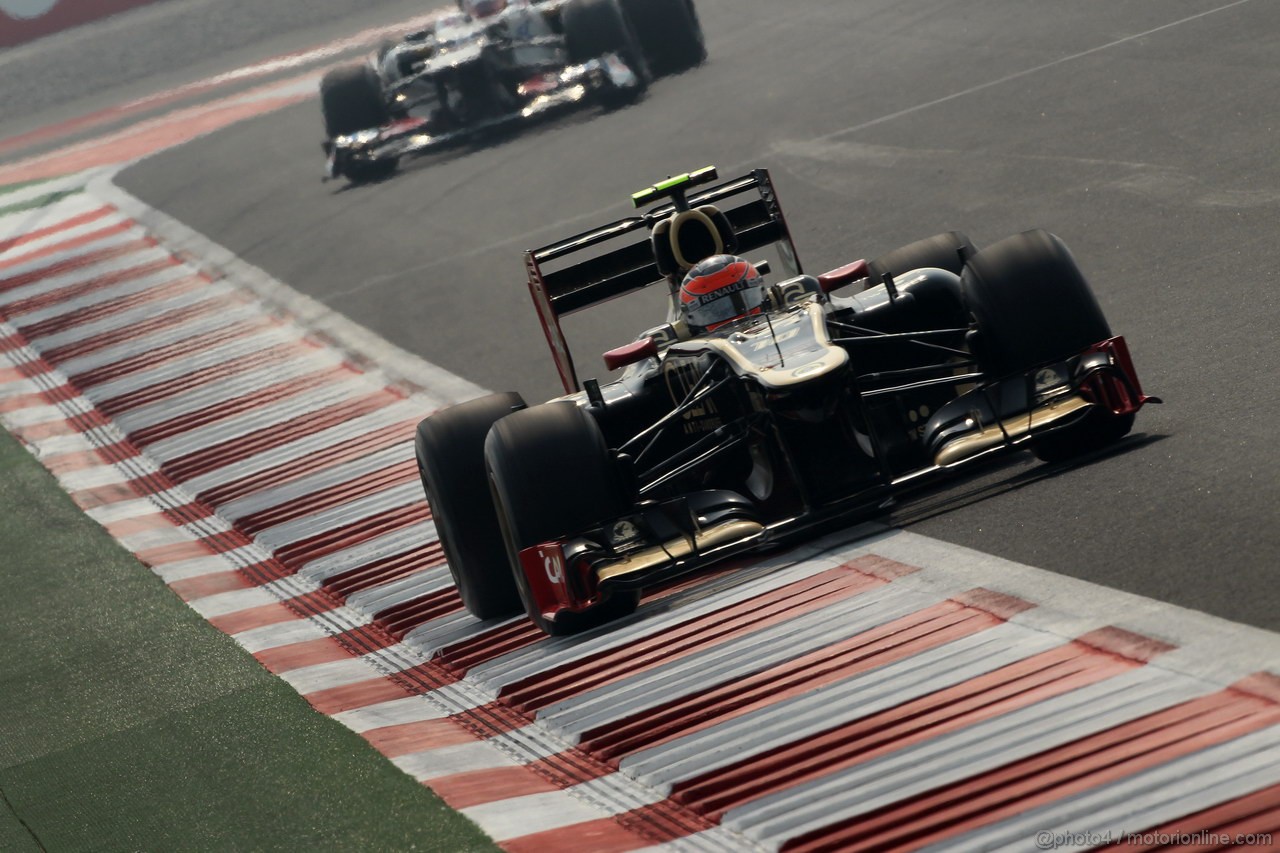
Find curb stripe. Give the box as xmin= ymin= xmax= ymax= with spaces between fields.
xmin=0 ymin=215 xmax=133 ymax=271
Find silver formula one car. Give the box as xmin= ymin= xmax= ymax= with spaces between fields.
xmin=415 ymin=167 xmax=1160 ymax=635
xmin=321 ymin=0 xmax=705 ymax=183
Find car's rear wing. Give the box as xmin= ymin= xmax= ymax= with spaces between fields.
xmin=525 ymin=168 xmax=803 ymax=393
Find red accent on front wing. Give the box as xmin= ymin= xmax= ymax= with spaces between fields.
xmin=517 ymin=542 xmax=599 ymax=621
xmin=377 ymin=117 xmax=430 ymax=141
xmin=1080 ymin=335 xmax=1157 ymax=415
xmin=517 ymin=73 xmax=560 ymax=97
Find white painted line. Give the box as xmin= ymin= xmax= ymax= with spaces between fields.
xmin=233 ymin=618 xmax=334 ymax=654
xmin=935 ymin=726 xmax=1280 ymax=852
xmin=176 ymin=397 xmax=423 ymax=493
xmin=253 ymin=481 xmax=423 ymax=550
xmin=0 ymin=223 xmax=146 ymax=287
xmin=218 ymin=443 xmax=409 ymax=521
xmin=152 ymin=551 xmax=256 ymax=584
xmin=188 ymin=585 xmax=284 ymax=619
xmin=27 ymin=281 xmax=227 ymax=349
xmin=58 ymin=462 xmax=137 ymax=492
xmin=1 ymin=401 xmax=82 ymax=427
xmin=470 ymin=545 xmax=875 ymax=687
xmin=56 ymin=303 xmax=267 ymax=377
xmin=142 ymin=377 xmax=377 ymax=462
xmin=117 ymin=524 xmax=201 ymax=553
xmin=462 ymin=789 xmax=612 ymax=842
xmin=110 ymin=348 xmax=346 ymax=431
xmin=729 ymin=670 xmax=1210 ymax=845
xmin=297 ymin=519 xmax=436 ymax=583
xmin=0 ymin=213 xmax=131 ymax=265
xmin=393 ymin=741 xmax=523 ymax=782
xmin=343 ymin=564 xmax=451 ymax=615
xmin=281 ymin=650 xmax=423 ymax=694
xmin=332 ymin=695 xmax=451 ymax=734
xmin=626 ymin=623 xmax=1065 ymax=789
xmin=539 ymin=583 xmax=947 ymax=737
xmin=0 ymin=245 xmax=177 ymax=309
xmin=83 ymin=325 xmax=306 ymax=403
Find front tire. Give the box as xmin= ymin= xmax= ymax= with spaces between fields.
xmin=320 ymin=62 xmax=390 ymax=138
xmin=962 ymin=229 xmax=1133 ymax=460
xmin=619 ymin=0 xmax=706 ymax=76
xmin=485 ymin=402 xmax=639 ymax=635
xmin=415 ymin=392 xmax=526 ymax=620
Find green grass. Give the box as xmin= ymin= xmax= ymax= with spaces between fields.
xmin=0 ymin=427 xmax=497 ymax=852
xmin=0 ymin=178 xmax=52 ymax=197
xmin=0 ymin=188 xmax=82 ymax=219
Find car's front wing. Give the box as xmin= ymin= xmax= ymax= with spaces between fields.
xmin=324 ymin=54 xmax=641 ymax=181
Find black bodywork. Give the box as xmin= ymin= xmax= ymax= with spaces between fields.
xmin=416 ymin=167 xmax=1158 ymax=635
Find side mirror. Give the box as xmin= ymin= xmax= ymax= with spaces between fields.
xmin=817 ymin=259 xmax=869 ymax=293
xmin=603 ymin=338 xmax=658 ymax=371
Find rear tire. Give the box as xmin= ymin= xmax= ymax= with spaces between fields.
xmin=415 ymin=392 xmax=526 ymax=620
xmin=961 ymin=229 xmax=1132 ymax=460
xmin=563 ymin=0 xmax=651 ymax=95
xmin=485 ymin=402 xmax=640 ymax=635
xmin=620 ymin=0 xmax=706 ymax=76
xmin=865 ymin=231 xmax=975 ymax=291
xmin=320 ymin=62 xmax=391 ymax=138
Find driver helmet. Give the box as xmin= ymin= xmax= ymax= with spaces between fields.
xmin=459 ymin=0 xmax=508 ymax=18
xmin=679 ymin=255 xmax=766 ymax=332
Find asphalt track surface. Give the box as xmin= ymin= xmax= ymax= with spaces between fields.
xmin=6 ymin=0 xmax=1276 ymax=632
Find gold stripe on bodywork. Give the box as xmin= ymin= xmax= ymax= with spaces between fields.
xmin=595 ymin=519 xmax=765 ymax=584
xmin=934 ymin=395 xmax=1092 ymax=467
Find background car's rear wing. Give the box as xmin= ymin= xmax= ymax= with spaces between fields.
xmin=525 ymin=168 xmax=803 ymax=393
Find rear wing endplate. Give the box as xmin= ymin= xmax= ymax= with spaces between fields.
xmin=525 ymin=168 xmax=802 ymax=393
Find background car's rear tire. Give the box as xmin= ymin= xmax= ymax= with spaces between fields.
xmin=962 ymin=229 xmax=1133 ymax=460
xmin=485 ymin=402 xmax=640 ymax=636
xmin=320 ymin=62 xmax=390 ymax=138
xmin=620 ymin=0 xmax=706 ymax=76
xmin=865 ymin=231 xmax=975 ymax=290
xmin=415 ymin=392 xmax=526 ymax=620
xmin=563 ymin=0 xmax=651 ymax=93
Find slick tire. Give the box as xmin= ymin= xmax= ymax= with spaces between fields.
xmin=1030 ymin=406 xmax=1135 ymax=463
xmin=961 ymin=229 xmax=1133 ymax=460
xmin=415 ymin=392 xmax=527 ymax=620
xmin=865 ymin=231 xmax=976 ymax=291
xmin=342 ymin=157 xmax=399 ymax=184
xmin=320 ymin=62 xmax=391 ymax=138
xmin=619 ymin=0 xmax=706 ymax=76
xmin=563 ymin=0 xmax=651 ymax=91
xmin=485 ymin=402 xmax=639 ymax=636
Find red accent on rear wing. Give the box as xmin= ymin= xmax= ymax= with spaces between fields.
xmin=524 ymin=169 xmax=803 ymax=393
xmin=525 ymin=251 xmax=578 ymax=395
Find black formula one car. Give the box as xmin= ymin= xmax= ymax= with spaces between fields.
xmin=321 ymin=0 xmax=705 ymax=183
xmin=415 ymin=166 xmax=1159 ymax=635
